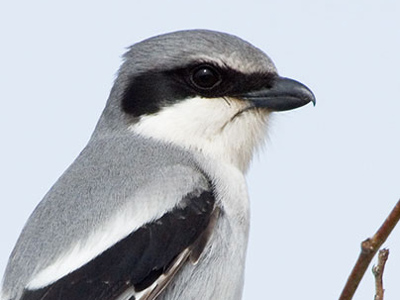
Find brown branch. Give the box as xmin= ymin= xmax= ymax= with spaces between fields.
xmin=372 ymin=249 xmax=389 ymax=300
xmin=338 ymin=199 xmax=400 ymax=300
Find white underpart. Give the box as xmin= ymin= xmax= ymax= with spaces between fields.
xmin=26 ymin=96 xmax=269 ymax=295
xmin=131 ymin=96 xmax=269 ymax=172
xmin=27 ymin=171 xmax=194 ymax=289
xmin=153 ymin=159 xmax=252 ymax=300
xmin=129 ymin=96 xmax=268 ymax=298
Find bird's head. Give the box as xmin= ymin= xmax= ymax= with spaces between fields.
xmin=96 ymin=30 xmax=315 ymax=172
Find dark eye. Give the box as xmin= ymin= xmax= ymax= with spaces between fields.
xmin=190 ymin=65 xmax=221 ymax=89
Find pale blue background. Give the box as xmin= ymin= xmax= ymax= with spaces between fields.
xmin=1 ymin=1 xmax=399 ymax=299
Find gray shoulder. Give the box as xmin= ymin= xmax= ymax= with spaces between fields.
xmin=1 ymin=134 xmax=210 ymax=299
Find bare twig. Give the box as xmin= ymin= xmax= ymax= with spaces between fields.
xmin=338 ymin=199 xmax=400 ymax=300
xmin=372 ymin=249 xmax=389 ymax=300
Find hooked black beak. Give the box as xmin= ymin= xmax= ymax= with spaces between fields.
xmin=240 ymin=76 xmax=316 ymax=111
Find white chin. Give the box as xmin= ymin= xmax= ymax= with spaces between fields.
xmin=131 ymin=97 xmax=270 ymax=172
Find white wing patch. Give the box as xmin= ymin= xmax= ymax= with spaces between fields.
xmin=26 ymin=168 xmax=201 ymax=290
xmin=26 ymin=96 xmax=268 ymax=295
xmin=27 ymin=207 xmax=143 ymax=289
xmin=135 ymin=249 xmax=191 ymax=300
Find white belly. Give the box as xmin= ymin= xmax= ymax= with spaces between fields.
xmin=160 ymin=160 xmax=251 ymax=300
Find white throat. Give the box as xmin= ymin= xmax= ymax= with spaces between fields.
xmin=130 ymin=97 xmax=269 ymax=172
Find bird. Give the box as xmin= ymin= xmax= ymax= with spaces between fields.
xmin=0 ymin=29 xmax=315 ymax=300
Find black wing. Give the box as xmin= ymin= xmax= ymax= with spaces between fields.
xmin=21 ymin=189 xmax=218 ymax=300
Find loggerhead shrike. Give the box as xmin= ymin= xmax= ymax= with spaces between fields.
xmin=1 ymin=30 xmax=315 ymax=300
